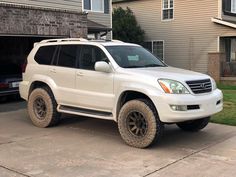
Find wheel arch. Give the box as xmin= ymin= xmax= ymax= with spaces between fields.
xmin=29 ymin=81 xmax=53 ymax=98
xmin=116 ymin=90 xmax=157 ymax=121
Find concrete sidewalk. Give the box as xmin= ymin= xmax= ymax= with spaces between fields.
xmin=0 ymin=101 xmax=236 ymax=177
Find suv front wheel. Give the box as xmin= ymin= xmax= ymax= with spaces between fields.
xmin=28 ymin=87 xmax=60 ymax=128
xmin=118 ymin=99 xmax=164 ymax=148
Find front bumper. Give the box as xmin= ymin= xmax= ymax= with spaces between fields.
xmin=153 ymin=89 xmax=223 ymax=123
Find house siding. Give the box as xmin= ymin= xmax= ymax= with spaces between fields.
xmin=113 ymin=0 xmax=236 ymax=73
xmin=86 ymin=0 xmax=112 ymax=39
xmin=88 ymin=12 xmax=112 ymax=39
xmin=0 ymin=0 xmax=82 ymax=12
xmin=88 ymin=13 xmax=111 ymax=28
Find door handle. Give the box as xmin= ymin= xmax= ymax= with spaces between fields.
xmin=49 ymin=68 xmax=56 ymax=73
xmin=77 ymin=72 xmax=84 ymax=76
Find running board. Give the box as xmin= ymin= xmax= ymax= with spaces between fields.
xmin=58 ymin=105 xmax=113 ymax=119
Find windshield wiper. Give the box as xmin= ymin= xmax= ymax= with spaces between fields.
xmin=144 ymin=64 xmax=162 ymax=67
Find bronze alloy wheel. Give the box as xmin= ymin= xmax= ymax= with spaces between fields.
xmin=126 ymin=111 xmax=148 ymax=137
xmin=118 ymin=99 xmax=164 ymax=148
xmin=33 ymin=96 xmax=47 ymax=120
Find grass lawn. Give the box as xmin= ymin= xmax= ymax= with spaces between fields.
xmin=211 ymin=84 xmax=236 ymax=126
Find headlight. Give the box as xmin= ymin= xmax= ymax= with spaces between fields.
xmin=158 ymin=79 xmax=190 ymax=94
xmin=211 ymin=78 xmax=217 ymax=90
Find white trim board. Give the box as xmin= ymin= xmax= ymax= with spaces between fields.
xmin=211 ymin=17 xmax=236 ymax=29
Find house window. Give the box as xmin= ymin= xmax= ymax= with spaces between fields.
xmin=162 ymin=0 xmax=173 ymax=20
xmin=84 ymin=0 xmax=104 ymax=12
xmin=223 ymin=0 xmax=236 ymax=14
xmin=143 ymin=41 xmax=164 ymax=60
xmin=232 ymin=0 xmax=236 ymax=13
xmin=225 ymin=38 xmax=236 ymax=62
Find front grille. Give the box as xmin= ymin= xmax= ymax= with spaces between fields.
xmin=186 ymin=79 xmax=212 ymax=94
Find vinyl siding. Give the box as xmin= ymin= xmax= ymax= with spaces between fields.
xmin=113 ymin=0 xmax=236 ymax=73
xmin=88 ymin=13 xmax=111 ymax=28
xmin=86 ymin=0 xmax=112 ymax=39
xmin=0 ymin=0 xmax=82 ymax=12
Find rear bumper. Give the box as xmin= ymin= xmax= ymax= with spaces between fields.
xmin=19 ymin=81 xmax=30 ymax=100
xmin=0 ymin=89 xmax=19 ymax=96
xmin=153 ymin=89 xmax=223 ymax=123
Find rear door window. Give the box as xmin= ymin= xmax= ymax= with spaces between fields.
xmin=57 ymin=45 xmax=79 ymax=68
xmin=35 ymin=45 xmax=57 ymax=65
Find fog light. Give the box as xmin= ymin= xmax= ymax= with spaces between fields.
xmin=170 ymin=105 xmax=188 ymax=111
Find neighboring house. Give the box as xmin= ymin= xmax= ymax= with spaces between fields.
xmin=0 ymin=0 xmax=112 ymax=76
xmin=83 ymin=0 xmax=112 ymax=39
xmin=113 ymin=0 xmax=236 ymax=82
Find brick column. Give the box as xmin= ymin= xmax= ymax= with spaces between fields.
xmin=208 ymin=53 xmax=225 ymax=82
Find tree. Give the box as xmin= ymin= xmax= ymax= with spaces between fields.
xmin=112 ymin=7 xmax=145 ymax=44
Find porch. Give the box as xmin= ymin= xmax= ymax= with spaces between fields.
xmin=208 ymin=37 xmax=236 ymax=84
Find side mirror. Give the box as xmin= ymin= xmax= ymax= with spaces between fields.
xmin=95 ymin=61 xmax=111 ymax=73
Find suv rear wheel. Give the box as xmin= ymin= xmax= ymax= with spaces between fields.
xmin=176 ymin=117 xmax=210 ymax=132
xmin=118 ymin=99 xmax=164 ymax=148
xmin=28 ymin=87 xmax=60 ymax=128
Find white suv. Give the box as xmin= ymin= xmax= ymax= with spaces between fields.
xmin=20 ymin=38 xmax=223 ymax=148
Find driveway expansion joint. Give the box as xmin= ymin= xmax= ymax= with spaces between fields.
xmin=0 ymin=164 xmax=32 ymax=177
xmin=143 ymin=133 xmax=236 ymax=177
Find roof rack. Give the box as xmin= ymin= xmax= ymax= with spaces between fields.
xmin=87 ymin=39 xmax=124 ymax=43
xmin=111 ymin=39 xmax=124 ymax=43
xmin=39 ymin=38 xmax=88 ymax=44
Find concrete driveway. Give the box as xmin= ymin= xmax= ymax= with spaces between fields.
xmin=0 ymin=100 xmax=236 ymax=177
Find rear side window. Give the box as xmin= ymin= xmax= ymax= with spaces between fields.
xmin=57 ymin=45 xmax=79 ymax=68
xmin=35 ymin=46 xmax=56 ymax=65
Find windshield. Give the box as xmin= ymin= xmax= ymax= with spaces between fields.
xmin=105 ymin=45 xmax=166 ymax=68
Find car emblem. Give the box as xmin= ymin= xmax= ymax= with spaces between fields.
xmin=200 ymin=83 xmax=206 ymax=89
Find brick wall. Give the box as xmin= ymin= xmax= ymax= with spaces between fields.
xmin=0 ymin=3 xmax=87 ymax=38
xmin=208 ymin=52 xmax=225 ymax=82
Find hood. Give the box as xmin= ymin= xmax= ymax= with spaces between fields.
xmin=120 ymin=66 xmax=211 ymax=82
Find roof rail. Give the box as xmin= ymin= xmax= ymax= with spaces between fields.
xmin=39 ymin=38 xmax=88 ymax=44
xmin=111 ymin=39 xmax=124 ymax=43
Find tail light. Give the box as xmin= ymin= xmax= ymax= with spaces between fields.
xmin=0 ymin=83 xmax=8 ymax=89
xmin=21 ymin=62 xmax=27 ymax=73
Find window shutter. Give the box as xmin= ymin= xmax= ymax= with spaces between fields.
xmin=223 ymin=0 xmax=231 ymax=12
xmin=104 ymin=0 xmax=109 ymax=14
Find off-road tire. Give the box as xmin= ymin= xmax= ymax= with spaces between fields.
xmin=28 ymin=87 xmax=60 ymax=128
xmin=118 ymin=99 xmax=164 ymax=148
xmin=176 ymin=117 xmax=210 ymax=132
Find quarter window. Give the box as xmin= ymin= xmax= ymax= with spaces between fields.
xmin=35 ymin=45 xmax=56 ymax=65
xmin=162 ymin=0 xmax=174 ymax=20
xmin=84 ymin=0 xmax=104 ymax=12
xmin=57 ymin=45 xmax=79 ymax=68
xmin=143 ymin=41 xmax=164 ymax=60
